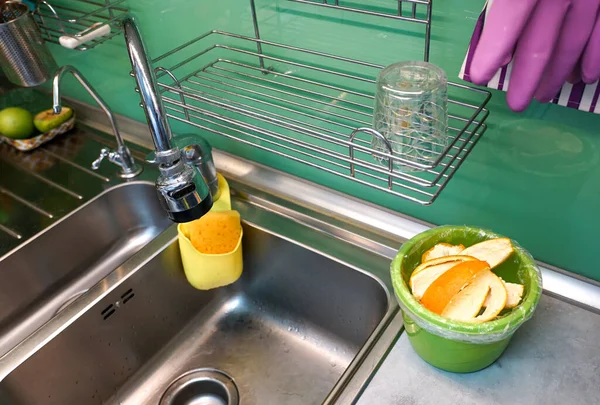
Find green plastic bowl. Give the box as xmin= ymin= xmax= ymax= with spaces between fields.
xmin=391 ymin=225 xmax=542 ymax=373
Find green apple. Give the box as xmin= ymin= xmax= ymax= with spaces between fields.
xmin=34 ymin=107 xmax=73 ymax=133
xmin=0 ymin=107 xmax=35 ymax=139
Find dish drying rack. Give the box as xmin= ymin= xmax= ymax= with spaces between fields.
xmin=151 ymin=0 xmax=491 ymax=205
xmin=33 ymin=0 xmax=127 ymax=51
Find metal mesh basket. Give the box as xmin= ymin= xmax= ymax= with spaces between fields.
xmin=0 ymin=1 xmax=57 ymax=87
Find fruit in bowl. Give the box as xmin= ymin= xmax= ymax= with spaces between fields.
xmin=0 ymin=105 xmax=76 ymax=152
xmin=411 ymin=238 xmax=524 ymax=322
xmin=391 ymin=226 xmax=542 ymax=373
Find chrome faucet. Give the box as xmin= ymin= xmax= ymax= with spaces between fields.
xmin=52 ymin=65 xmax=142 ymax=179
xmin=122 ymin=16 xmax=213 ymax=222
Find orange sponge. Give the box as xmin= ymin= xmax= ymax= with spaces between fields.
xmin=187 ymin=210 xmax=242 ymax=254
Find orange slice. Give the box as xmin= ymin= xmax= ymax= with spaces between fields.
xmin=409 ymin=255 xmax=478 ymax=300
xmin=460 ymin=238 xmax=514 ymax=269
xmin=484 ymin=281 xmax=523 ymax=309
xmin=420 ymin=260 xmax=490 ymax=315
xmin=421 ymin=243 xmax=465 ymax=263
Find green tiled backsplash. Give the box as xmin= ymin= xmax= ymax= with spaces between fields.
xmin=45 ymin=0 xmax=600 ymax=281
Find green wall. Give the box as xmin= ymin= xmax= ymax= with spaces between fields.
xmin=47 ymin=0 xmax=600 ymax=281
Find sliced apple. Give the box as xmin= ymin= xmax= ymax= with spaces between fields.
xmin=409 ymin=255 xmax=478 ymax=300
xmin=484 ymin=281 xmax=524 ymax=309
xmin=460 ymin=238 xmax=514 ymax=269
xmin=420 ymin=260 xmax=490 ymax=314
xmin=421 ymin=243 xmax=465 ymax=263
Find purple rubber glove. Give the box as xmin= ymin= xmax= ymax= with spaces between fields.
xmin=567 ymin=60 xmax=582 ymax=84
xmin=535 ymin=0 xmax=600 ymax=102
xmin=469 ymin=0 xmax=540 ymax=85
xmin=506 ymin=0 xmax=572 ymax=112
xmin=581 ymin=13 xmax=600 ymax=84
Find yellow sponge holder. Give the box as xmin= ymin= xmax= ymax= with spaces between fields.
xmin=177 ymin=174 xmax=243 ymax=290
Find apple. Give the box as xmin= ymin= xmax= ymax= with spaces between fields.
xmin=0 ymin=107 xmax=35 ymax=139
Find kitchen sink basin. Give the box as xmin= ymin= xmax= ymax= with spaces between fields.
xmin=0 ymin=203 xmax=391 ymax=404
xmin=0 ymin=182 xmax=171 ymax=357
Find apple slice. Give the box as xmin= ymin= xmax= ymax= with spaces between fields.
xmin=443 ymin=269 xmax=508 ymax=323
xmin=460 ymin=238 xmax=514 ymax=269
xmin=421 ymin=243 xmax=465 ymax=263
xmin=409 ymin=255 xmax=478 ymax=300
xmin=484 ymin=281 xmax=524 ymax=309
xmin=420 ymin=260 xmax=490 ymax=314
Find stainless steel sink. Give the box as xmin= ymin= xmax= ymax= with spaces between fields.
xmin=0 ymin=199 xmax=391 ymax=405
xmin=0 ymin=182 xmax=170 ymax=356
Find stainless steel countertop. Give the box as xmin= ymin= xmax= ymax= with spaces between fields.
xmin=357 ymin=294 xmax=600 ymax=405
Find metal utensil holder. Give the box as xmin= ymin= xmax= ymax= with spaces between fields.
xmin=149 ymin=0 xmax=490 ymax=205
xmin=0 ymin=2 xmax=57 ymax=87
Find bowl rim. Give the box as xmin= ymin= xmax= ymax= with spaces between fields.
xmin=391 ymin=225 xmax=542 ymax=336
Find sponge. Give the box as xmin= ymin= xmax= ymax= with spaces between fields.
xmin=178 ymin=175 xmax=243 ymax=290
xmin=177 ymin=209 xmax=243 ymax=290
xmin=187 ymin=210 xmax=242 ymax=254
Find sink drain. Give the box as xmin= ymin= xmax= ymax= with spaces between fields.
xmin=160 ymin=368 xmax=239 ymax=405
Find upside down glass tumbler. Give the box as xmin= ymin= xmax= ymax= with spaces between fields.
xmin=372 ymin=61 xmax=448 ymax=172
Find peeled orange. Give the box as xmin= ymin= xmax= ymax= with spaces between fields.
xmin=409 ymin=255 xmax=478 ymax=300
xmin=460 ymin=238 xmax=514 ymax=269
xmin=473 ymin=271 xmax=508 ymax=322
xmin=442 ymin=278 xmax=491 ymax=321
xmin=421 ymin=243 xmax=465 ymax=263
xmin=501 ymin=282 xmax=524 ymax=309
xmin=420 ymin=259 xmax=490 ymax=315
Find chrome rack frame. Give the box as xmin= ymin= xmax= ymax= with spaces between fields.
xmin=287 ymin=0 xmax=432 ymax=61
xmin=149 ymin=1 xmax=490 ymax=205
xmin=33 ymin=0 xmax=127 ymax=51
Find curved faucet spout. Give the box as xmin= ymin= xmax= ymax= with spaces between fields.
xmin=122 ymin=16 xmax=175 ymax=158
xmin=122 ymin=16 xmax=213 ymax=222
xmin=52 ymin=65 xmax=142 ymax=179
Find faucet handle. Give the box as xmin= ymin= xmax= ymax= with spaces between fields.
xmin=91 ymin=148 xmax=110 ymax=170
xmin=91 ymin=147 xmax=143 ymax=179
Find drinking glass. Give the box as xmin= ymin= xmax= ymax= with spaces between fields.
xmin=372 ymin=61 xmax=448 ymax=172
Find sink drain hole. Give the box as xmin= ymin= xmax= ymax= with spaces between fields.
xmin=160 ymin=368 xmax=239 ymax=405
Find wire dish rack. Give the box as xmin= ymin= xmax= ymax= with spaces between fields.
xmin=33 ymin=0 xmax=127 ymax=51
xmin=151 ymin=1 xmax=490 ymax=205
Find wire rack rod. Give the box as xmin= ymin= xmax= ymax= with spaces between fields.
xmin=152 ymin=31 xmax=490 ymax=205
xmin=288 ymin=0 xmax=430 ymax=23
xmin=286 ymin=0 xmax=432 ymax=61
xmin=34 ymin=0 xmax=128 ymax=51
